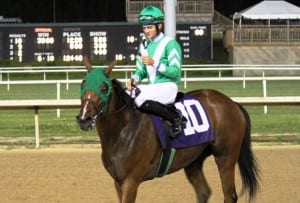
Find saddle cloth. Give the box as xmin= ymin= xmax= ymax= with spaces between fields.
xmin=150 ymin=94 xmax=214 ymax=149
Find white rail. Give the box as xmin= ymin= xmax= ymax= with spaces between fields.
xmin=0 ymin=99 xmax=79 ymax=148
xmin=0 ymin=97 xmax=300 ymax=148
xmin=1 ymin=75 xmax=299 ymax=114
xmin=1 ymin=64 xmax=300 ymax=82
xmin=1 ymin=64 xmax=299 ymax=115
xmin=1 ymin=65 xmax=300 ymax=92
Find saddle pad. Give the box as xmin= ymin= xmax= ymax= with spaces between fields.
xmin=151 ymin=94 xmax=214 ymax=149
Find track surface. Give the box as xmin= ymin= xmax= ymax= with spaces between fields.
xmin=0 ymin=145 xmax=299 ymax=203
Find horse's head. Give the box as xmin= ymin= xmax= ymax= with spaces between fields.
xmin=76 ymin=57 xmax=116 ymax=131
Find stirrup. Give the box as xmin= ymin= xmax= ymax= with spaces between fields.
xmin=170 ymin=116 xmax=187 ymax=138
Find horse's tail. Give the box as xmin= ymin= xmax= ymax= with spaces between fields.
xmin=236 ymin=103 xmax=260 ymax=201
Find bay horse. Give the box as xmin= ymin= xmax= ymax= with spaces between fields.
xmin=76 ymin=60 xmax=260 ymax=203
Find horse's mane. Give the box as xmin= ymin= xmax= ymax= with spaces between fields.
xmin=111 ymin=79 xmax=133 ymax=105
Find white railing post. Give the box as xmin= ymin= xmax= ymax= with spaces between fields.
xmin=184 ymin=69 xmax=187 ymax=89
xmin=57 ymin=83 xmax=61 ymax=118
xmin=243 ymin=69 xmax=246 ymax=88
xmin=218 ymin=64 xmax=222 ymax=78
xmin=66 ymin=72 xmax=69 ymax=90
xmin=34 ymin=107 xmax=40 ymax=148
xmin=262 ymin=71 xmax=268 ymax=114
xmin=7 ymin=72 xmax=10 ymax=91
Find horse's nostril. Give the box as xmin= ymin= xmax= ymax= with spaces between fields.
xmin=76 ymin=115 xmax=95 ymax=131
xmin=76 ymin=114 xmax=90 ymax=121
xmin=76 ymin=115 xmax=84 ymax=123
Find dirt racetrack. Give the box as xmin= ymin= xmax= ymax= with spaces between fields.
xmin=0 ymin=145 xmax=299 ymax=203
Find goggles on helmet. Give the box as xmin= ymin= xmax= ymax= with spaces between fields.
xmin=139 ymin=15 xmax=163 ymax=25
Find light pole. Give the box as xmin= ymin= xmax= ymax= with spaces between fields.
xmin=164 ymin=0 xmax=176 ymax=39
xmin=53 ymin=0 xmax=56 ymax=23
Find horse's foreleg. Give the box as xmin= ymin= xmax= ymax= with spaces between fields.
xmin=184 ymin=161 xmax=211 ymax=203
xmin=114 ymin=179 xmax=139 ymax=203
xmin=215 ymin=155 xmax=238 ymax=203
xmin=114 ymin=181 xmax=122 ymax=202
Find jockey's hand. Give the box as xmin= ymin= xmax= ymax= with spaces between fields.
xmin=126 ymin=78 xmax=136 ymax=90
xmin=141 ymin=55 xmax=154 ymax=66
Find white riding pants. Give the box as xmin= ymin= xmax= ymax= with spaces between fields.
xmin=130 ymin=82 xmax=178 ymax=107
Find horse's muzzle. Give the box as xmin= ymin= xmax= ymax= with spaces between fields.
xmin=76 ymin=115 xmax=95 ymax=131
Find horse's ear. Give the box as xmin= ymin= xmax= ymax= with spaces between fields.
xmin=104 ymin=60 xmax=117 ymax=76
xmin=83 ymin=55 xmax=92 ymax=72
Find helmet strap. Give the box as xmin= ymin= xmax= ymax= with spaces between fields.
xmin=156 ymin=23 xmax=163 ymax=34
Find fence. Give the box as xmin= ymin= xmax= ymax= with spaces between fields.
xmin=1 ymin=64 xmax=300 ymax=147
xmin=232 ymin=25 xmax=300 ymax=46
xmin=1 ymin=65 xmax=300 ymax=109
xmin=1 ymin=96 xmax=300 ymax=148
xmin=1 ymin=64 xmax=300 ymax=101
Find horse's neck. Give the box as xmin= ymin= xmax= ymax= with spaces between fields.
xmin=96 ymin=92 xmax=142 ymax=144
xmin=96 ymin=106 xmax=145 ymax=158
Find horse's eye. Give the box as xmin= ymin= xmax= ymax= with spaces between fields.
xmin=100 ymin=82 xmax=109 ymax=94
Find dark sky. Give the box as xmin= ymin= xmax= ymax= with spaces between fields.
xmin=0 ymin=0 xmax=300 ymax=23
xmin=0 ymin=0 xmax=126 ymax=23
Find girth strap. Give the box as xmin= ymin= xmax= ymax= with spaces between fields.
xmin=155 ymin=122 xmax=176 ymax=177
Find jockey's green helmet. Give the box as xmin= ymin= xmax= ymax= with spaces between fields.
xmin=139 ymin=6 xmax=164 ymax=25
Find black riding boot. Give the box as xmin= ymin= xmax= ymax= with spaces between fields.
xmin=139 ymin=100 xmax=187 ymax=137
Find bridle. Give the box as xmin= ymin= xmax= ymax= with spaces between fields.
xmin=81 ymin=97 xmax=105 ymax=121
xmin=81 ymin=88 xmax=133 ymax=122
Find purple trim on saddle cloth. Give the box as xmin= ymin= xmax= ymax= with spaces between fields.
xmin=150 ymin=95 xmax=214 ymax=149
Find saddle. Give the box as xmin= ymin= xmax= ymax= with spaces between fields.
xmin=150 ymin=93 xmax=214 ymax=177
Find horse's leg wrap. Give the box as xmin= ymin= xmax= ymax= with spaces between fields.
xmin=140 ymin=100 xmax=186 ymax=137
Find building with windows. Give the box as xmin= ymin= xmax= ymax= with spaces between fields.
xmin=126 ymin=0 xmax=214 ymax=23
xmin=225 ymin=0 xmax=300 ymax=74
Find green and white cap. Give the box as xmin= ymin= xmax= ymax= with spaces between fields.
xmin=139 ymin=6 xmax=164 ymax=25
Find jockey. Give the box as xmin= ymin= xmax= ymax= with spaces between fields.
xmin=126 ymin=6 xmax=186 ymax=137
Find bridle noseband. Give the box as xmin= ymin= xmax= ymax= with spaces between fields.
xmin=82 ymin=97 xmax=106 ymax=121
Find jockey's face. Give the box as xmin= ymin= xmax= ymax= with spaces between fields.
xmin=142 ymin=24 xmax=162 ymax=40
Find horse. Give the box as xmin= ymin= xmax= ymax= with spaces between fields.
xmin=76 ymin=60 xmax=260 ymax=203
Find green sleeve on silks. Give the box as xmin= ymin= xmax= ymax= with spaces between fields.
xmin=133 ymin=35 xmax=183 ymax=84
xmin=133 ymin=56 xmax=147 ymax=82
xmin=156 ymin=39 xmax=182 ymax=83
